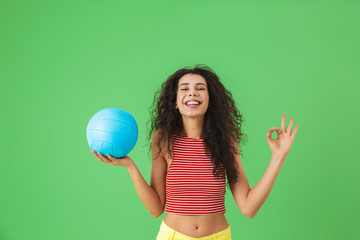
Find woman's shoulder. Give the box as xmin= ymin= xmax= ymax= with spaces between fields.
xmin=152 ymin=128 xmax=179 ymax=140
xmin=152 ymin=128 xmax=162 ymax=140
xmin=151 ymin=128 xmax=171 ymax=151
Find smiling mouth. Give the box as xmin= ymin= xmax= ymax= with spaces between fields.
xmin=185 ymin=100 xmax=201 ymax=106
xmin=184 ymin=100 xmax=201 ymax=109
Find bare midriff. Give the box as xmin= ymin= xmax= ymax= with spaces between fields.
xmin=163 ymin=212 xmax=229 ymax=238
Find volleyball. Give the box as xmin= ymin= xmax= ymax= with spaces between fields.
xmin=86 ymin=107 xmax=138 ymax=158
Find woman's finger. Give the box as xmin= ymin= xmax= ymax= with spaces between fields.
xmin=107 ymin=154 xmax=118 ymax=161
xmin=291 ymin=125 xmax=299 ymax=141
xmin=287 ymin=117 xmax=294 ymax=135
xmin=90 ymin=149 xmax=114 ymax=165
xmin=281 ymin=113 xmax=287 ymax=133
xmin=266 ymin=128 xmax=275 ymax=141
xmin=90 ymin=149 xmax=104 ymax=162
xmin=92 ymin=151 xmax=112 ymax=164
xmin=274 ymin=127 xmax=282 ymax=138
xmin=97 ymin=152 xmax=113 ymax=164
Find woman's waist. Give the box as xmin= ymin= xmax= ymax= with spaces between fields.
xmin=163 ymin=212 xmax=229 ymax=238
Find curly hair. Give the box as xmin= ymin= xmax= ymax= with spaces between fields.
xmin=146 ymin=64 xmax=248 ymax=187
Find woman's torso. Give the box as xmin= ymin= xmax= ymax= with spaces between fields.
xmin=161 ymin=139 xmax=229 ymax=238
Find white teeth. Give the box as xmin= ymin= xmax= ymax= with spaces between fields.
xmin=186 ymin=101 xmax=200 ymax=106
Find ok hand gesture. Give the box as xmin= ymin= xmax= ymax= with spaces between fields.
xmin=266 ymin=113 xmax=299 ymax=160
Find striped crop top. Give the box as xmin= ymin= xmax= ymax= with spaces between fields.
xmin=165 ymin=131 xmax=226 ymax=215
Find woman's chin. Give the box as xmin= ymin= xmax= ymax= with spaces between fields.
xmin=180 ymin=111 xmax=206 ymax=118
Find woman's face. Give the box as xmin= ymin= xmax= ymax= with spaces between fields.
xmin=176 ymin=74 xmax=209 ymax=118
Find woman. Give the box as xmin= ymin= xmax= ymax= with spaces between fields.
xmin=90 ymin=64 xmax=299 ymax=240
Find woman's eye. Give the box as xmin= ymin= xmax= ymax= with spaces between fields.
xmin=179 ymin=88 xmax=206 ymax=91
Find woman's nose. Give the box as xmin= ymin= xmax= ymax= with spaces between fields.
xmin=189 ymin=89 xmax=198 ymax=96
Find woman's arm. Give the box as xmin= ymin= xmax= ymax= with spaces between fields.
xmin=246 ymin=155 xmax=284 ymax=218
xmin=231 ymin=113 xmax=298 ymax=218
xmin=229 ymin=144 xmax=252 ymax=218
xmin=126 ymin=155 xmax=166 ymax=218
xmin=93 ymin=129 xmax=167 ymax=218
xmin=126 ymin=129 xmax=166 ymax=218
xmin=229 ymin=144 xmax=285 ymax=218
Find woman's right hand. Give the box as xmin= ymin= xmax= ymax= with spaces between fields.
xmin=90 ymin=149 xmax=134 ymax=169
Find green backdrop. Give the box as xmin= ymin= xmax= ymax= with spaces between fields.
xmin=1 ymin=0 xmax=359 ymax=239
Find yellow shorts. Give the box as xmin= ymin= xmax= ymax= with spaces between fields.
xmin=156 ymin=220 xmax=232 ymax=240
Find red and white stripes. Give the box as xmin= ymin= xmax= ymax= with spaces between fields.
xmin=165 ymin=131 xmax=226 ymax=215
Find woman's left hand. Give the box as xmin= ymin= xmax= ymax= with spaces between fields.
xmin=266 ymin=113 xmax=299 ymax=160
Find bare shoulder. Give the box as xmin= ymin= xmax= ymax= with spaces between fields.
xmin=151 ymin=128 xmax=170 ymax=160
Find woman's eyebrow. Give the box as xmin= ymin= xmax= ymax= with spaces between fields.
xmin=179 ymin=83 xmax=207 ymax=87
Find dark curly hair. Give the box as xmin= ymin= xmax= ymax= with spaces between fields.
xmin=146 ymin=64 xmax=248 ymax=187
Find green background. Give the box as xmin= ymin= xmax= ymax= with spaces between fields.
xmin=1 ymin=0 xmax=359 ymax=239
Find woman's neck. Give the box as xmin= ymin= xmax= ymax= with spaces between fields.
xmin=181 ymin=116 xmax=205 ymax=140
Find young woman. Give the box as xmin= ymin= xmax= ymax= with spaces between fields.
xmin=90 ymin=64 xmax=299 ymax=240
